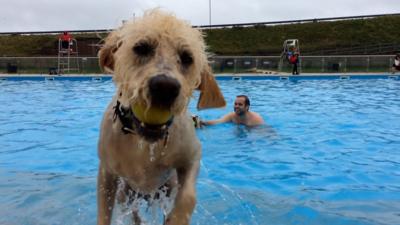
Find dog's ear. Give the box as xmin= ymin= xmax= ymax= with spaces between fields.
xmin=98 ymin=33 xmax=120 ymax=73
xmin=196 ymin=65 xmax=226 ymax=110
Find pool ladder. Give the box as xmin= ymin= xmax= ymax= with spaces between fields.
xmin=280 ymin=76 xmax=289 ymax=80
xmin=45 ymin=76 xmax=55 ymax=81
xmin=92 ymin=77 xmax=102 ymax=81
xmin=232 ymin=76 xmax=242 ymax=81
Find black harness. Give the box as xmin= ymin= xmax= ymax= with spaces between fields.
xmin=113 ymin=100 xmax=173 ymax=143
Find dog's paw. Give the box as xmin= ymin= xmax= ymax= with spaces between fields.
xmin=165 ymin=193 xmax=195 ymax=225
xmin=165 ymin=213 xmax=190 ymax=225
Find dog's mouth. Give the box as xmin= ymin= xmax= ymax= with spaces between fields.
xmin=131 ymin=102 xmax=173 ymax=125
xmin=114 ymin=100 xmax=174 ymax=143
xmin=113 ymin=74 xmax=181 ymax=142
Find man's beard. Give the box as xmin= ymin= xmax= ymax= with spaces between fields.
xmin=234 ymin=108 xmax=245 ymax=116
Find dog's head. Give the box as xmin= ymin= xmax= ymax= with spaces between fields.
xmin=99 ymin=10 xmax=225 ymax=121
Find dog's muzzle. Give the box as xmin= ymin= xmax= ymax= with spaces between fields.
xmin=112 ymin=75 xmax=180 ymax=143
xmin=149 ymin=74 xmax=180 ymax=108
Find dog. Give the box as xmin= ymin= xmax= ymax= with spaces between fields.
xmin=97 ymin=10 xmax=226 ymax=225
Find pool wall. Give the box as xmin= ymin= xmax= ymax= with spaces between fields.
xmin=0 ymin=73 xmax=399 ymax=81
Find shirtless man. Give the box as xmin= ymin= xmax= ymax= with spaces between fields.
xmin=200 ymin=95 xmax=264 ymax=127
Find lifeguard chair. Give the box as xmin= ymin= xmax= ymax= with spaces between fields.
xmin=278 ymin=39 xmax=300 ymax=72
xmin=57 ymin=34 xmax=80 ymax=74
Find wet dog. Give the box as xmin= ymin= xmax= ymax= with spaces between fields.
xmin=97 ymin=10 xmax=225 ymax=225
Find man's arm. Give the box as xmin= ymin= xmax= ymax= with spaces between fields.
xmin=200 ymin=113 xmax=233 ymax=126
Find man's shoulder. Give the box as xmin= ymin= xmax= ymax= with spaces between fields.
xmin=249 ymin=111 xmax=264 ymax=123
xmin=249 ymin=111 xmax=262 ymax=117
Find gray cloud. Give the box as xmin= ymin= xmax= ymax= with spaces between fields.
xmin=0 ymin=0 xmax=399 ymax=32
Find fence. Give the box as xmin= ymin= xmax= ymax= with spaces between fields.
xmin=0 ymin=57 xmax=101 ymax=74
xmin=210 ymin=55 xmax=394 ymax=73
xmin=0 ymin=55 xmax=395 ymax=74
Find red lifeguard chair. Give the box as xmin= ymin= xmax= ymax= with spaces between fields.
xmin=279 ymin=39 xmax=301 ymax=72
xmin=57 ymin=32 xmax=80 ymax=74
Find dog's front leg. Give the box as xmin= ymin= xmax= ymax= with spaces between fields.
xmin=97 ymin=163 xmax=118 ymax=225
xmin=165 ymin=160 xmax=200 ymax=225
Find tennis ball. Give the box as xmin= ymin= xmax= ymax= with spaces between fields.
xmin=131 ymin=103 xmax=172 ymax=125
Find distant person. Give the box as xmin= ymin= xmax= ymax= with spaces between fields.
xmin=60 ymin=32 xmax=72 ymax=50
xmin=289 ymin=52 xmax=299 ymax=75
xmin=391 ymin=54 xmax=400 ymax=74
xmin=199 ymin=95 xmax=264 ymax=127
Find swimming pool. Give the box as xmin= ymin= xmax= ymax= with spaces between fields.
xmin=0 ymin=78 xmax=399 ymax=225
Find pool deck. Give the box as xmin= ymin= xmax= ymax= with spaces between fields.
xmin=0 ymin=72 xmax=399 ymax=81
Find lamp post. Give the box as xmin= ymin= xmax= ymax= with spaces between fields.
xmin=209 ymin=0 xmax=212 ymax=29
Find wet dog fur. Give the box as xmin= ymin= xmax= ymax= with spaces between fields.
xmin=97 ymin=10 xmax=225 ymax=225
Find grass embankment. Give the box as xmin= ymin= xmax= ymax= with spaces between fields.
xmin=0 ymin=33 xmax=104 ymax=57
xmin=205 ymin=16 xmax=400 ymax=55
xmin=0 ymin=16 xmax=399 ymax=56
xmin=0 ymin=35 xmax=55 ymax=56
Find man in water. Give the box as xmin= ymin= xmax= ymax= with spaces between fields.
xmin=199 ymin=95 xmax=264 ymax=127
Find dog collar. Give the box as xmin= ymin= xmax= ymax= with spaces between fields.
xmin=113 ymin=100 xmax=174 ymax=143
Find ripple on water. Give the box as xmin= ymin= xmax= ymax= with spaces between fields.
xmin=0 ymin=79 xmax=399 ymax=224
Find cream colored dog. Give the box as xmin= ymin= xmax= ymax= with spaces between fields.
xmin=97 ymin=10 xmax=226 ymax=225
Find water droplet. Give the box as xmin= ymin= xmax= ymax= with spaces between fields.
xmin=149 ymin=143 xmax=158 ymax=162
xmin=138 ymin=138 xmax=144 ymax=150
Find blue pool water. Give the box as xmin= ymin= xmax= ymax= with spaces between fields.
xmin=0 ymin=78 xmax=399 ymax=225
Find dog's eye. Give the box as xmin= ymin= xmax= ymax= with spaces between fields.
xmin=133 ymin=42 xmax=155 ymax=57
xmin=179 ymin=51 xmax=193 ymax=67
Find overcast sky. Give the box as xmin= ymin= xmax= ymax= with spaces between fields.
xmin=1 ymin=0 xmax=399 ymax=32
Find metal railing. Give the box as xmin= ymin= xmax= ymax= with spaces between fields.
xmin=0 ymin=55 xmax=395 ymax=74
xmin=305 ymin=43 xmax=400 ymax=56
xmin=1 ymin=13 xmax=399 ymax=35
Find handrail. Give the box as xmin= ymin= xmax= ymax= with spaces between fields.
xmin=1 ymin=13 xmax=399 ymax=35
xmin=194 ymin=13 xmax=400 ymax=29
xmin=305 ymin=43 xmax=400 ymax=55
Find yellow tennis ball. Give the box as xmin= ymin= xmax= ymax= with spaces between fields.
xmin=131 ymin=103 xmax=172 ymax=125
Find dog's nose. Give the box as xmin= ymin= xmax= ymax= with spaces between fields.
xmin=149 ymin=74 xmax=181 ymax=107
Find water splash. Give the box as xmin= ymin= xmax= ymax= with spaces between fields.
xmin=113 ymin=179 xmax=177 ymax=225
xmin=221 ymin=184 xmax=259 ymax=225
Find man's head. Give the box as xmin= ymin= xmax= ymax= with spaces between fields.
xmin=234 ymin=95 xmax=250 ymax=116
